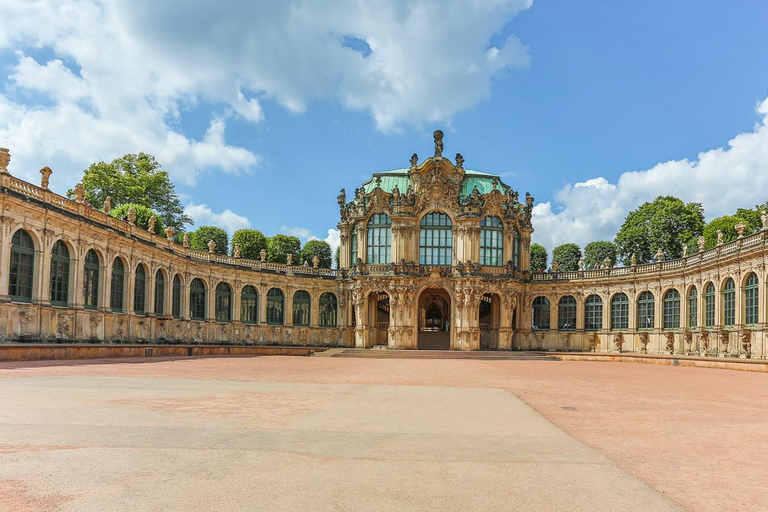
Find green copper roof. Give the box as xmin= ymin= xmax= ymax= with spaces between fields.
xmin=360 ymin=168 xmax=510 ymax=199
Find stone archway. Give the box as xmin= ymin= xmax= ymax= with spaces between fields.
xmin=369 ymin=291 xmax=390 ymax=347
xmin=418 ymin=287 xmax=451 ymax=350
xmin=479 ymin=293 xmax=501 ymax=350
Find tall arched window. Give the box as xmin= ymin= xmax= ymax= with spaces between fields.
xmin=293 ymin=290 xmax=310 ymax=326
xmin=83 ymin=250 xmax=100 ymax=310
xmin=172 ymin=275 xmax=182 ymax=319
xmin=266 ymin=288 xmax=284 ymax=325
xmin=189 ymin=278 xmax=206 ymax=320
xmin=611 ymin=293 xmax=629 ymax=330
xmin=744 ymin=273 xmax=759 ymax=325
xmin=154 ymin=270 xmax=165 ymax=317
xmin=532 ymin=296 xmax=550 ymax=330
xmin=319 ymin=292 xmax=337 ymax=327
xmin=557 ymin=296 xmax=576 ymax=330
xmin=687 ymin=286 xmax=697 ymax=328
xmin=584 ymin=295 xmax=603 ymax=331
xmin=350 ymin=224 xmax=358 ymax=265
xmin=663 ymin=289 xmax=680 ymax=329
xmin=704 ymin=282 xmax=715 ymax=327
xmin=513 ymin=227 xmax=520 ymax=269
xmin=637 ymin=291 xmax=654 ymax=329
xmin=480 ymin=216 xmax=503 ymax=266
xmin=134 ymin=265 xmax=146 ymax=315
xmin=723 ymin=278 xmax=735 ymax=326
xmin=9 ymin=229 xmax=34 ymax=302
xmin=110 ymin=258 xmax=125 ymax=312
xmin=49 ymin=240 xmax=70 ymax=306
xmin=419 ymin=212 xmax=452 ymax=265
xmin=367 ymin=214 xmax=391 ymax=264
xmin=241 ymin=286 xmax=258 ymax=324
xmin=215 ymin=282 xmax=232 ymax=322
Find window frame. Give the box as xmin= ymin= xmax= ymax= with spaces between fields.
xmin=366 ymin=214 xmax=391 ymax=264
xmin=293 ymin=290 xmax=311 ymax=326
xmin=9 ymin=230 xmax=35 ymax=302
xmin=532 ymin=296 xmax=551 ymax=331
xmin=49 ymin=240 xmax=70 ymax=306
xmin=557 ymin=295 xmax=576 ymax=331
xmin=241 ymin=286 xmax=259 ymax=324
xmin=419 ymin=212 xmax=453 ymax=266
xmin=611 ymin=293 xmax=629 ymax=331
xmin=584 ymin=294 xmax=603 ymax=331
xmin=110 ymin=258 xmax=125 ymax=312
xmin=480 ymin=216 xmax=503 ymax=266
xmin=663 ymin=289 xmax=680 ymax=330
xmin=319 ymin=292 xmax=338 ymax=327
xmin=637 ymin=291 xmax=655 ymax=330
xmin=189 ymin=278 xmax=206 ymax=321
xmin=83 ymin=250 xmax=100 ymax=310
xmin=266 ymin=288 xmax=284 ymax=325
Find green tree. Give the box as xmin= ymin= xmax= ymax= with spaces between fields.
xmin=334 ymin=246 xmax=340 ymax=269
xmin=735 ymin=201 xmax=768 ymax=233
xmin=614 ymin=196 xmax=704 ymax=265
xmin=530 ymin=243 xmax=548 ymax=272
xmin=110 ymin=203 xmax=164 ymax=236
xmin=231 ymin=229 xmax=267 ymax=259
xmin=190 ymin=226 xmax=228 ymax=255
xmin=267 ymin=234 xmax=301 ymax=264
xmin=69 ymin=153 xmax=192 ymax=231
xmin=551 ymin=243 xmax=581 ymax=272
xmin=583 ymin=241 xmax=617 ymax=270
xmin=299 ymin=240 xmax=332 ymax=268
xmin=699 ymin=214 xmax=749 ymax=250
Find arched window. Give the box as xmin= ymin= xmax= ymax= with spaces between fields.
xmin=611 ymin=293 xmax=629 ymax=330
xmin=110 ymin=258 xmax=125 ymax=312
xmin=557 ymin=296 xmax=576 ymax=330
xmin=319 ymin=292 xmax=337 ymax=327
xmin=241 ymin=286 xmax=259 ymax=324
xmin=532 ymin=297 xmax=550 ymax=330
xmin=367 ymin=214 xmax=391 ymax=264
xmin=49 ymin=240 xmax=70 ymax=306
xmin=350 ymin=224 xmax=358 ymax=265
xmin=480 ymin=216 xmax=503 ymax=266
xmin=723 ymin=278 xmax=735 ymax=326
xmin=134 ymin=265 xmax=146 ymax=315
xmin=687 ymin=286 xmax=697 ymax=328
xmin=215 ymin=282 xmax=232 ymax=322
xmin=9 ymin=229 xmax=34 ymax=302
xmin=637 ymin=291 xmax=654 ymax=329
xmin=293 ymin=290 xmax=310 ymax=326
xmin=83 ymin=250 xmax=100 ymax=310
xmin=419 ymin=212 xmax=452 ymax=265
xmin=744 ymin=273 xmax=759 ymax=325
xmin=704 ymin=283 xmax=715 ymax=327
xmin=663 ymin=289 xmax=680 ymax=329
xmin=172 ymin=275 xmax=182 ymax=319
xmin=154 ymin=270 xmax=165 ymax=317
xmin=513 ymin=227 xmax=521 ymax=269
xmin=189 ymin=278 xmax=206 ymax=320
xmin=266 ymin=288 xmax=284 ymax=325
xmin=584 ymin=295 xmax=603 ymax=331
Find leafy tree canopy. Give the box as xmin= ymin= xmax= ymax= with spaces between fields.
xmin=530 ymin=243 xmax=548 ymax=272
xmin=299 ymin=240 xmax=332 ymax=268
xmin=231 ymin=229 xmax=267 ymax=259
xmin=699 ymin=214 xmax=750 ymax=250
xmin=69 ymin=153 xmax=191 ymax=231
xmin=583 ymin=241 xmax=617 ymax=270
xmin=110 ymin=204 xmax=165 ymax=236
xmin=190 ymin=226 xmax=228 ymax=255
xmin=334 ymin=246 xmax=341 ymax=269
xmin=267 ymin=234 xmax=301 ymax=264
xmin=735 ymin=201 xmax=768 ymax=233
xmin=614 ymin=196 xmax=704 ymax=265
xmin=551 ymin=243 xmax=581 ymax=272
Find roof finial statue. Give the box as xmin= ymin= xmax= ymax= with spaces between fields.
xmin=433 ymin=130 xmax=444 ymax=157
xmin=455 ymin=153 xmax=464 ymax=169
xmin=410 ymin=153 xmax=418 ymax=168
xmin=375 ymin=176 xmax=382 ymax=188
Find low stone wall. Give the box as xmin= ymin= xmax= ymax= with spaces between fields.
xmin=0 ymin=343 xmax=325 ymax=362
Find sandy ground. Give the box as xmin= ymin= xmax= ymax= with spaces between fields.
xmin=0 ymin=355 xmax=766 ymax=511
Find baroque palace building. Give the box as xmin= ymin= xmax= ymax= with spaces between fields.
xmin=1 ymin=133 xmax=767 ymax=357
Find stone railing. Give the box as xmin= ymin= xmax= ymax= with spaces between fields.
xmin=1 ymin=172 xmax=339 ymax=279
xmin=531 ymin=230 xmax=768 ymax=283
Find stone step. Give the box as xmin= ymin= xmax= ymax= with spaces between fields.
xmin=330 ymin=349 xmax=561 ymax=361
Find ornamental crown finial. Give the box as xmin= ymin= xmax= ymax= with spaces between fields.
xmin=433 ymin=130 xmax=443 ymax=157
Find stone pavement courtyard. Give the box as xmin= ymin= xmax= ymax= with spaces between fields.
xmin=0 ymin=355 xmax=766 ymax=511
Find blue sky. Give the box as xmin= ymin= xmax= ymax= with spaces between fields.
xmin=2 ymin=0 xmax=768 ymax=253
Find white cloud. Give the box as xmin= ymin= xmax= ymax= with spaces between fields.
xmin=532 ymin=95 xmax=768 ymax=252
xmin=184 ymin=203 xmax=251 ymax=236
xmin=0 ymin=0 xmax=532 ymax=190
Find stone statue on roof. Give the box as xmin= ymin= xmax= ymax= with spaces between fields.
xmin=337 ymin=188 xmax=346 ymax=206
xmin=433 ymin=130 xmax=444 ymax=157
xmin=455 ymin=153 xmax=464 ymax=169
xmin=410 ymin=153 xmax=418 ymax=168
xmin=392 ymin=184 xmax=401 ymax=203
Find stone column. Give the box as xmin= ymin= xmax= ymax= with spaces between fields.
xmin=0 ymin=219 xmax=11 ymax=299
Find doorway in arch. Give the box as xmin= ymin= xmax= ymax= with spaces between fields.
xmin=418 ymin=288 xmax=451 ymax=350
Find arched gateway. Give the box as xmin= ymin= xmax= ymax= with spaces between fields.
xmin=341 ymin=131 xmax=531 ymax=351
